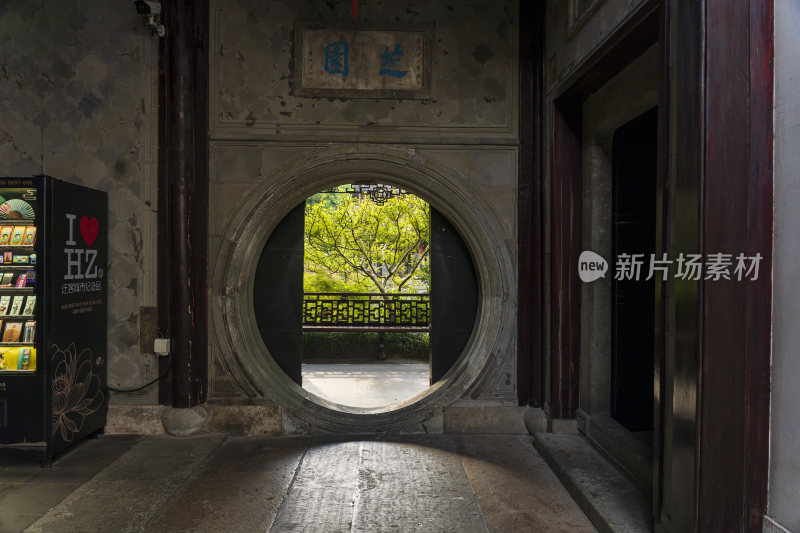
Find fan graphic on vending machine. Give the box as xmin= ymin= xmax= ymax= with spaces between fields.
xmin=0 ymin=199 xmax=35 ymax=220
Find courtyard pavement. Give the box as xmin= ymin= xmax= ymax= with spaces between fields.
xmin=0 ymin=433 xmax=597 ymax=532
xmin=302 ymin=361 xmax=429 ymax=408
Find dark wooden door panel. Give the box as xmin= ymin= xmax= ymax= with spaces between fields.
xmin=611 ymin=107 xmax=658 ymax=432
xmin=253 ymin=203 xmax=305 ymax=385
xmin=430 ymin=208 xmax=478 ymax=384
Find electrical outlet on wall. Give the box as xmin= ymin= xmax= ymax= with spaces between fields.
xmin=153 ymin=338 xmax=171 ymax=356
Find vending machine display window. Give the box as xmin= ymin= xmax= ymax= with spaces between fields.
xmin=0 ymin=188 xmax=39 ymax=374
xmin=0 ymin=177 xmax=107 ymax=464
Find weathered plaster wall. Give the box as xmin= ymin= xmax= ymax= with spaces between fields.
xmin=211 ymin=0 xmax=517 ymax=142
xmin=0 ymin=1 xmax=159 ymax=401
xmin=768 ymin=1 xmax=800 ymax=530
xmin=208 ymin=0 xmax=519 ymax=412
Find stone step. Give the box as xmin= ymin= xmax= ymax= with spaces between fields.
xmin=534 ymin=433 xmax=652 ymax=533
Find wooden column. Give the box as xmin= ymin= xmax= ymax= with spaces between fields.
xmin=517 ymin=0 xmax=545 ymax=407
xmin=696 ymin=1 xmax=773 ymax=531
xmin=158 ymin=0 xmax=210 ymax=407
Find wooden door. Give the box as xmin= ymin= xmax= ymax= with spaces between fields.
xmin=253 ymin=203 xmax=305 ymax=385
xmin=429 ymin=208 xmax=478 ymax=383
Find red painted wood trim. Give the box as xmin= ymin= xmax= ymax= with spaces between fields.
xmin=743 ymin=0 xmax=773 ymax=530
xmin=550 ymin=104 xmax=582 ymax=419
xmin=698 ymin=1 xmax=773 ymax=531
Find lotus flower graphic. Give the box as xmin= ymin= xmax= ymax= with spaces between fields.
xmin=51 ymin=343 xmax=105 ymax=442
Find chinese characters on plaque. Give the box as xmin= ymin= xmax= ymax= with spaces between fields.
xmin=295 ymin=25 xmax=432 ymax=99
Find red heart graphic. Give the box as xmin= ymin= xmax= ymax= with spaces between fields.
xmin=80 ymin=216 xmax=99 ymax=247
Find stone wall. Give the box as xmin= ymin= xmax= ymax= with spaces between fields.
xmin=0 ymin=0 xmax=159 ymax=401
xmin=208 ymin=0 xmax=519 ymax=414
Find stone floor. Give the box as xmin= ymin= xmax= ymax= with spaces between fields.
xmin=302 ymin=362 xmax=430 ymax=408
xmin=1 ymin=434 xmax=598 ymax=533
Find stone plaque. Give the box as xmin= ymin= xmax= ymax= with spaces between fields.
xmin=294 ymin=24 xmax=432 ymax=99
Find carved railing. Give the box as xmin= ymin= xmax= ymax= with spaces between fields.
xmin=302 ymin=292 xmax=430 ymax=332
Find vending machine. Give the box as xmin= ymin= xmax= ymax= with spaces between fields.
xmin=0 ymin=176 xmax=108 ymax=463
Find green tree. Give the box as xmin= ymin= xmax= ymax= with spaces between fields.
xmin=304 ymin=193 xmax=430 ymax=294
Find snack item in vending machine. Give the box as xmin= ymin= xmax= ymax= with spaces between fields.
xmin=22 ymin=296 xmax=35 ymax=315
xmin=22 ymin=226 xmax=36 ymax=246
xmin=0 ymin=226 xmax=12 ymax=245
xmin=10 ymin=227 xmax=24 ymax=245
xmin=17 ymin=347 xmax=30 ymax=370
xmin=22 ymin=321 xmax=35 ymax=343
xmin=9 ymin=296 xmax=23 ymax=315
xmin=3 ymin=322 xmax=22 ymax=343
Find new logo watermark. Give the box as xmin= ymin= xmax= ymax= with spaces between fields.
xmin=579 ymin=252 xmax=762 ymax=282
xmin=578 ymin=251 xmax=609 ymax=282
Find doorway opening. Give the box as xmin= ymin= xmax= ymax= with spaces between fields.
xmin=574 ymin=43 xmax=661 ymax=504
xmin=610 ymin=107 xmax=658 ymax=438
xmin=303 ymin=185 xmax=432 ymax=408
xmin=252 ymin=182 xmax=478 ymax=409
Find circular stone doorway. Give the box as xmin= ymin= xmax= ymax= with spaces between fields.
xmin=211 ymin=146 xmax=515 ymax=433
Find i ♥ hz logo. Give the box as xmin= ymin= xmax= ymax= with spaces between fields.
xmin=63 ymin=214 xmax=101 ymax=280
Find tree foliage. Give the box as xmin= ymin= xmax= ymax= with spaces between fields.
xmin=304 ymin=192 xmax=430 ymax=294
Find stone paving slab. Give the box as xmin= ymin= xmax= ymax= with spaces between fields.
xmin=534 ymin=433 xmax=652 ymax=533
xmin=351 ymin=438 xmax=486 ymax=533
xmin=271 ymin=435 xmax=487 ymax=533
xmin=270 ymin=440 xmax=362 ymax=532
xmin=0 ymin=435 xmax=140 ymax=533
xmin=454 ymin=434 xmax=598 ymax=533
xmin=145 ymin=437 xmax=310 ymax=533
xmin=24 ymin=435 xmax=226 ymax=533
